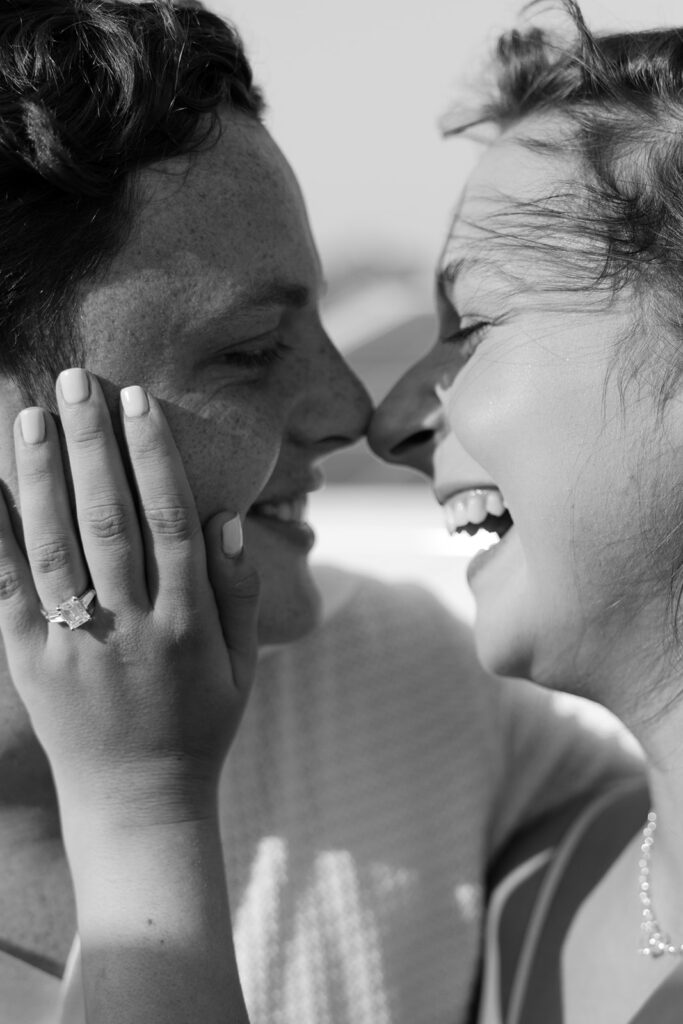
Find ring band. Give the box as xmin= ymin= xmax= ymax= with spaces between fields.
xmin=40 ymin=588 xmax=96 ymax=630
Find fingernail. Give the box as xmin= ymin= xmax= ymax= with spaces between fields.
xmin=121 ymin=385 xmax=149 ymax=418
xmin=222 ymin=516 xmax=243 ymax=558
xmin=19 ymin=408 xmax=45 ymax=444
xmin=59 ymin=368 xmax=90 ymax=405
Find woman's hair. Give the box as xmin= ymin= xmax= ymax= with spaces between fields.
xmin=0 ymin=0 xmax=264 ymax=402
xmin=444 ymin=0 xmax=683 ymax=398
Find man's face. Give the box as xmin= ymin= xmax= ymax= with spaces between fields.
xmin=77 ymin=111 xmax=371 ymax=643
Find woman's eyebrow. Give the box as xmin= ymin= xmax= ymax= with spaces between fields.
xmin=437 ymin=258 xmax=466 ymax=291
xmin=436 ymin=257 xmax=474 ymax=299
xmin=436 ymin=255 xmax=497 ymax=298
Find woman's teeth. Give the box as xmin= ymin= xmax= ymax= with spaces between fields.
xmin=443 ymin=488 xmax=512 ymax=539
xmin=252 ymin=497 xmax=307 ymax=523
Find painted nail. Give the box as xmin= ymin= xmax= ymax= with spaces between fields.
xmin=19 ymin=408 xmax=45 ymax=445
xmin=222 ymin=515 xmax=243 ymax=558
xmin=121 ymin=386 xmax=149 ymax=418
xmin=59 ymin=368 xmax=90 ymax=405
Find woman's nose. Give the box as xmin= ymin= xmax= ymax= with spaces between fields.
xmin=368 ymin=356 xmax=441 ymax=477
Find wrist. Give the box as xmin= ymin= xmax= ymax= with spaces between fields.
xmin=62 ymin=815 xmax=229 ymax=947
xmin=54 ymin=754 xmax=221 ymax=835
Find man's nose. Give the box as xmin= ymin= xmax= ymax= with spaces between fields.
xmin=368 ymin=353 xmax=441 ymax=477
xmin=294 ymin=336 xmax=373 ymax=454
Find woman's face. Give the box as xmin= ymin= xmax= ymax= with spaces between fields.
xmin=369 ymin=123 xmax=683 ymax=704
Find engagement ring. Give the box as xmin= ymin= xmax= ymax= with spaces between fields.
xmin=40 ymin=588 xmax=97 ymax=630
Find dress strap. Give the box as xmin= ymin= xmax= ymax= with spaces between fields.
xmin=483 ymin=779 xmax=649 ymax=1024
xmin=506 ymin=780 xmax=650 ymax=1024
xmin=629 ymin=960 xmax=683 ymax=1023
xmin=0 ymin=944 xmax=61 ymax=1024
xmin=57 ymin=936 xmax=85 ymax=1024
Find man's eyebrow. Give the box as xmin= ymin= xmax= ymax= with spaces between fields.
xmin=188 ymin=278 xmax=323 ymax=338
xmin=234 ymin=279 xmax=316 ymax=311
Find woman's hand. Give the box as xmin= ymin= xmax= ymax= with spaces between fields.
xmin=0 ymin=368 xmax=259 ymax=1022
xmin=0 ymin=367 xmax=260 ymax=826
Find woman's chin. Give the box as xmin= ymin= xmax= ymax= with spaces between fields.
xmin=467 ymin=530 xmax=536 ymax=679
xmin=473 ymin=618 xmax=533 ymax=681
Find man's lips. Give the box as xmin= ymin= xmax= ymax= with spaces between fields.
xmin=246 ymin=493 xmax=317 ymax=553
xmin=247 ymin=469 xmax=324 ymax=527
xmin=248 ymin=495 xmax=310 ymax=525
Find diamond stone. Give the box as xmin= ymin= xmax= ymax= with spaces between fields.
xmin=59 ymin=595 xmax=93 ymax=630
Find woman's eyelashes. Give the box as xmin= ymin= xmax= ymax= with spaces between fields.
xmin=442 ymin=319 xmax=490 ymax=361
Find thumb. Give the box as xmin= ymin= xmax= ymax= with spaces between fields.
xmin=204 ymin=513 xmax=260 ymax=697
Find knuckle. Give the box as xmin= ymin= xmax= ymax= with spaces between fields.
xmin=67 ymin=421 xmax=107 ymax=455
xmin=145 ymin=503 xmax=199 ymax=544
xmin=0 ymin=565 xmax=24 ymax=602
xmin=229 ymin=566 xmax=261 ymax=603
xmin=80 ymin=502 xmax=132 ymax=543
xmin=29 ymin=537 xmax=73 ymax=577
xmin=19 ymin=459 xmax=53 ymax=488
xmin=128 ymin=432 xmax=166 ymax=459
xmin=127 ymin=433 xmax=177 ymax=475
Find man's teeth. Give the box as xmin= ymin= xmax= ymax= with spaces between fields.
xmin=444 ymin=488 xmax=508 ymax=536
xmin=253 ymin=497 xmax=307 ymax=523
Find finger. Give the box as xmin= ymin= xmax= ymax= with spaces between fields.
xmin=204 ymin=513 xmax=260 ymax=696
xmin=56 ymin=369 xmax=146 ymax=608
xmin=0 ymin=480 xmax=44 ymax=649
xmin=14 ymin=406 xmax=91 ymax=616
xmin=120 ymin=387 xmax=204 ymax=612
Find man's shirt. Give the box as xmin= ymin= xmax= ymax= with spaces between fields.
xmin=2 ymin=567 xmax=642 ymax=1024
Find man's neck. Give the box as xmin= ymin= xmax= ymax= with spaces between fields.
xmin=0 ymin=801 xmax=75 ymax=971
xmin=0 ymin=676 xmax=60 ymax=823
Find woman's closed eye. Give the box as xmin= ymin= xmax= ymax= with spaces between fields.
xmin=442 ymin=320 xmax=490 ymax=362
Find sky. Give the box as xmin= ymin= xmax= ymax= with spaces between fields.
xmin=210 ymin=0 xmax=683 ymax=278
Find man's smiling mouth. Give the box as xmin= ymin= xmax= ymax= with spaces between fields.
xmin=249 ymin=496 xmax=309 ymax=524
xmin=246 ymin=474 xmax=325 ymax=553
xmin=248 ymin=466 xmax=324 ymax=527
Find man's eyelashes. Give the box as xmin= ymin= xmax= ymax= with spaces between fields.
xmin=219 ymin=336 xmax=292 ymax=368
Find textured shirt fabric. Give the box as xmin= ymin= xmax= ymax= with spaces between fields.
xmin=9 ymin=567 xmax=641 ymax=1024
xmin=219 ymin=568 xmax=641 ymax=1024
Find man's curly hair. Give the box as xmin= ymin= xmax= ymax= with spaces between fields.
xmin=0 ymin=0 xmax=264 ymax=402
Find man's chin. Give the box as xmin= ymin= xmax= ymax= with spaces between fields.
xmin=246 ymin=512 xmax=323 ymax=646
xmin=256 ymin=578 xmax=322 ymax=645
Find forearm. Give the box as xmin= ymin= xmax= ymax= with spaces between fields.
xmin=61 ymin=808 xmax=249 ymax=1024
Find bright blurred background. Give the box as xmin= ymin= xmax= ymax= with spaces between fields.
xmin=209 ymin=0 xmax=683 ymax=621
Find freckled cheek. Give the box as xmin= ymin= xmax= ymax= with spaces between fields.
xmin=159 ymin=397 xmax=282 ymax=519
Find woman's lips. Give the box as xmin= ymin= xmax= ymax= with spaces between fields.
xmin=466 ymin=522 xmax=515 ymax=583
xmin=443 ymin=487 xmax=507 ymax=533
xmin=441 ymin=486 xmax=513 ymax=541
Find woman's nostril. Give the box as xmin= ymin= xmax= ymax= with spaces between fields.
xmin=390 ymin=429 xmax=434 ymax=458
